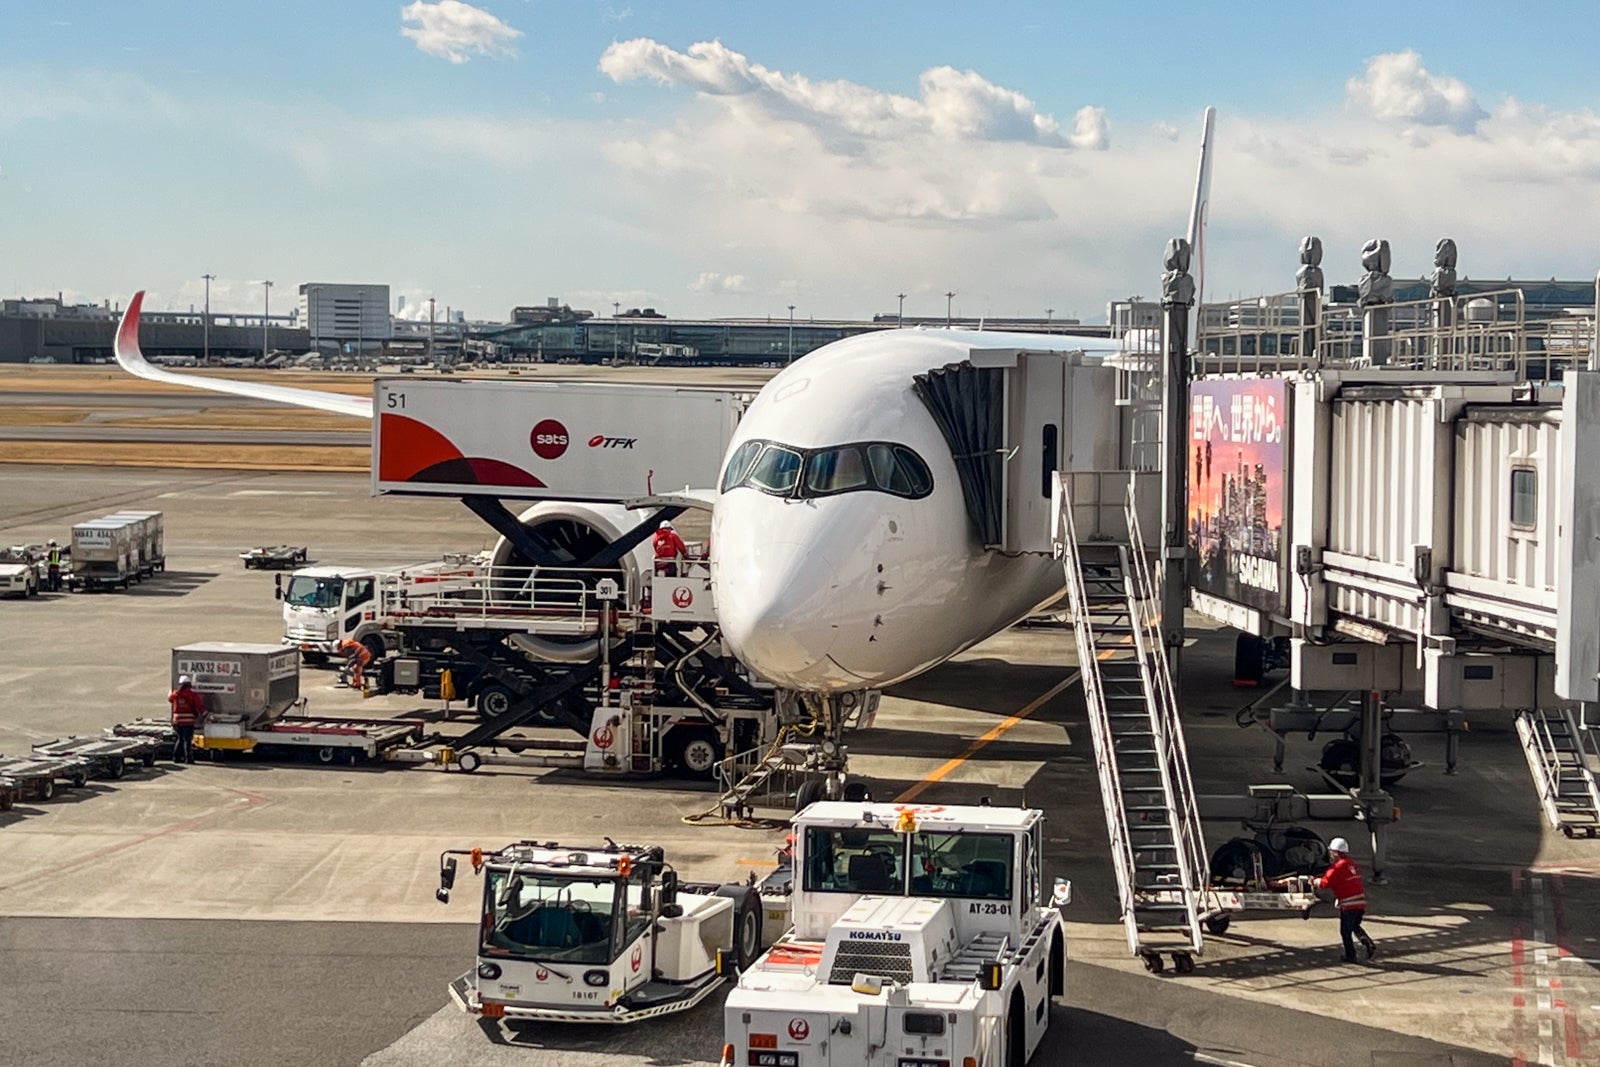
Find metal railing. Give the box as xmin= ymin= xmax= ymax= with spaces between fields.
xmin=1123 ymin=478 xmax=1208 ymax=950
xmin=1516 ymin=707 xmax=1600 ymax=832
xmin=1052 ymin=473 xmax=1143 ymax=956
xmin=374 ymin=565 xmax=635 ymax=631
xmin=1196 ymin=287 xmax=1596 ymax=379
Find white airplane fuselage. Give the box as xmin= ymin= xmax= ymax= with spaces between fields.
xmin=712 ymin=327 xmax=1113 ymax=693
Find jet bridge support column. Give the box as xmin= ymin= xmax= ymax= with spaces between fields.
xmin=1159 ymin=238 xmax=1195 ymax=672
xmin=1356 ymin=689 xmax=1394 ymax=882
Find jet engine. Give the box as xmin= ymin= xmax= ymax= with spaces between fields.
xmin=489 ymin=501 xmax=656 ymax=663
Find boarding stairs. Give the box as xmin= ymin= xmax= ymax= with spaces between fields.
xmin=1054 ymin=474 xmax=1209 ymax=967
xmin=1516 ymin=707 xmax=1600 ymax=838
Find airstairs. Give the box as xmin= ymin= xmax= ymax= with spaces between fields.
xmin=1516 ymin=707 xmax=1600 ymax=838
xmin=1053 ymin=473 xmax=1210 ymax=971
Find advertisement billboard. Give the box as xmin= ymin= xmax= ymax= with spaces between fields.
xmin=372 ymin=380 xmax=745 ymax=501
xmin=1188 ymin=377 xmax=1290 ymax=617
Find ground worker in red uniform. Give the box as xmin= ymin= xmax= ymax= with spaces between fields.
xmin=653 ymin=520 xmax=687 ymax=576
xmin=1320 ymin=836 xmax=1377 ymax=962
xmin=168 ymin=675 xmax=206 ymax=764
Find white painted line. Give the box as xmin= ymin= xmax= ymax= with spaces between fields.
xmin=1195 ymin=1055 xmax=1262 ymax=1067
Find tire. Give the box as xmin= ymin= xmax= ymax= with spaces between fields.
xmin=1379 ymin=732 xmax=1414 ymax=788
xmin=457 ymin=750 xmax=482 ymax=773
xmin=475 ymin=683 xmax=516 ymax=720
xmin=842 ymin=781 xmax=871 ymax=803
xmin=1319 ymin=738 xmax=1361 ymax=788
xmin=717 ymin=886 xmax=764 ymax=970
xmin=1270 ymin=826 xmax=1328 ymax=875
xmin=314 ymin=747 xmax=336 ymax=764
xmin=1006 ymin=992 xmax=1027 ymax=1067
xmin=70 ymin=772 xmax=88 ymax=789
xmin=670 ymin=728 xmax=722 ymax=780
xmin=794 ymin=777 xmax=825 ymax=813
xmin=106 ymin=759 xmax=126 ymax=781
xmin=38 ymin=778 xmax=54 ymax=802
xmin=360 ymin=635 xmax=386 ymax=662
xmin=141 ymin=750 xmax=156 ymax=768
xmin=1209 ymin=838 xmax=1269 ymax=887
xmin=301 ymin=652 xmax=329 ymax=667
xmin=1233 ymin=632 xmax=1264 ymax=687
xmin=1204 ymin=913 xmax=1233 ymax=935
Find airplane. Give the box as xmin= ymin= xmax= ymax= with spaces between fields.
xmin=112 ymin=108 xmax=1215 ymax=742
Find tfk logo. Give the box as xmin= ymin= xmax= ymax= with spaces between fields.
xmin=587 ymin=435 xmax=637 ymax=450
xmin=530 ymin=418 xmax=569 ymax=460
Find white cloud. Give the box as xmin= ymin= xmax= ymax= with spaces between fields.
xmin=689 ymin=272 xmax=748 ymax=295
xmin=400 ymin=1 xmax=521 ymax=64
xmin=599 ymin=38 xmax=1100 ymax=149
xmin=1347 ymin=50 xmax=1486 ymax=134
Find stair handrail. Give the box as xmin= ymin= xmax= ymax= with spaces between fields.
xmin=1053 ymin=472 xmax=1143 ymax=955
xmin=1516 ymin=710 xmax=1565 ymax=830
xmin=1123 ymin=475 xmax=1208 ymax=953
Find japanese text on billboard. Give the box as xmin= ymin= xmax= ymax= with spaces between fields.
xmin=1187 ymin=378 xmax=1289 ymax=616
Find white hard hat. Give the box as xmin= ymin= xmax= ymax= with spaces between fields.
xmin=1328 ymin=837 xmax=1350 ymax=855
xmin=47 ymin=539 xmax=57 ymax=546
xmin=177 ymin=674 xmax=192 ymax=686
xmin=659 ymin=520 xmax=673 ymax=529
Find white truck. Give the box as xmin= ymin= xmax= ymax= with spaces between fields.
xmin=435 ymin=839 xmax=777 ymax=1024
xmin=275 ymin=555 xmax=488 ymax=664
xmin=0 ymin=545 xmax=42 ymax=597
xmin=721 ymin=802 xmax=1070 ymax=1067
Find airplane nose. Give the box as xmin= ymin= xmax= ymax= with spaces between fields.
xmin=717 ymin=540 xmax=841 ymax=685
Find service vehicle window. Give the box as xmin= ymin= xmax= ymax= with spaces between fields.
xmin=482 ymin=872 xmax=617 ymax=964
xmin=910 ymin=831 xmax=1014 ymax=901
xmin=803 ymin=826 xmax=906 ymax=895
xmin=284 ymin=576 xmax=341 ymax=609
xmin=345 ymin=578 xmax=375 ymax=608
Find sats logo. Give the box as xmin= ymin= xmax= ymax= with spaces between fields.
xmin=530 ymin=418 xmax=569 ymax=460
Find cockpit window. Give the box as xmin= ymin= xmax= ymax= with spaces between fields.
xmin=805 ymin=446 xmax=870 ymax=496
xmin=722 ymin=439 xmax=933 ymax=501
xmin=747 ymin=444 xmax=804 ymax=494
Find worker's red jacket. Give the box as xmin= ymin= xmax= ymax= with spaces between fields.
xmin=168 ymin=687 xmax=206 ymax=728
xmin=653 ymin=529 xmax=687 ymax=560
xmin=1318 ymin=856 xmax=1367 ymax=910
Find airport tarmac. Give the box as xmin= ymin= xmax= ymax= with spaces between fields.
xmin=0 ymin=464 xmax=1594 ymax=1066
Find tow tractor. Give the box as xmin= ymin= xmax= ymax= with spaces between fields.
xmin=721 ymin=801 xmax=1070 ymax=1067
xmin=435 ymin=839 xmax=783 ymax=1025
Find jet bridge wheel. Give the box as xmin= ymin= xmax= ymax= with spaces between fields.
xmin=1203 ymin=913 xmax=1233 ymax=935
xmin=1140 ymin=952 xmax=1164 ymax=974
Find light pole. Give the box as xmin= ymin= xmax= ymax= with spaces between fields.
xmin=787 ymin=304 xmax=796 ymax=362
xmin=613 ymin=301 xmax=620 ymax=364
xmin=261 ymin=280 xmax=273 ymax=363
xmin=356 ymin=289 xmax=365 ymax=366
xmin=1046 ymin=307 xmax=1054 ymax=333
xmin=202 ymin=273 xmax=214 ymax=365
xmin=427 ymin=297 xmax=436 ymax=364
xmin=897 ymin=292 xmax=906 ymax=327
xmin=945 ymin=290 xmax=955 ymax=327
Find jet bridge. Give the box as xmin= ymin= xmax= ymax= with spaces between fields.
xmin=1191 ymin=263 xmax=1600 ymax=836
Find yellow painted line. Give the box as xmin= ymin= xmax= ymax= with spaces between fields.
xmin=736 ymin=858 xmax=780 ymax=868
xmin=894 ymin=668 xmax=1085 ymax=804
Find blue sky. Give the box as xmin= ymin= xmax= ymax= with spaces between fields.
xmin=4 ymin=1 xmax=1600 ymax=322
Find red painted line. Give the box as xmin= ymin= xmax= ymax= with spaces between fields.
xmin=1549 ymin=875 xmax=1584 ymax=1061
xmin=1512 ymin=994 xmax=1525 ymax=1008
xmin=1511 ymin=1055 xmax=1525 ymax=1067
xmin=1512 ymin=927 xmax=1525 ymax=989
xmin=1566 ymin=1011 xmax=1583 ymax=1060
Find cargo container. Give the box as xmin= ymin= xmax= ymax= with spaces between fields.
xmin=102 ymin=510 xmax=165 ymax=576
xmin=69 ymin=518 xmax=138 ymax=590
xmin=371 ymin=378 xmax=747 ymax=501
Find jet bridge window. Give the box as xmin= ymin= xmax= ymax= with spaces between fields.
xmin=910 ymin=830 xmax=1014 ymax=902
xmin=1510 ymin=467 xmax=1538 ymax=528
xmin=803 ymin=826 xmax=906 ymax=895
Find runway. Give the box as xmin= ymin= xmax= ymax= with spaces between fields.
xmin=0 ymin=464 xmax=1587 ymax=1067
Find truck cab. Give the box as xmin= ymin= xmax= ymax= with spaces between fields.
xmin=436 ymin=840 xmax=770 ymax=1025
xmin=277 ymin=566 xmax=378 ymax=662
xmin=724 ymin=802 xmax=1067 ymax=1067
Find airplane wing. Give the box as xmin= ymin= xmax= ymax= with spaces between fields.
xmin=114 ymin=291 xmax=373 ymax=419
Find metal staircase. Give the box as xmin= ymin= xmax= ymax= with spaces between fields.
xmin=1516 ymin=707 xmax=1600 ymax=838
xmin=1054 ymin=473 xmax=1209 ymax=970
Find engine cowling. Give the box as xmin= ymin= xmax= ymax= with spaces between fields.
xmin=490 ymin=501 xmax=655 ymax=663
